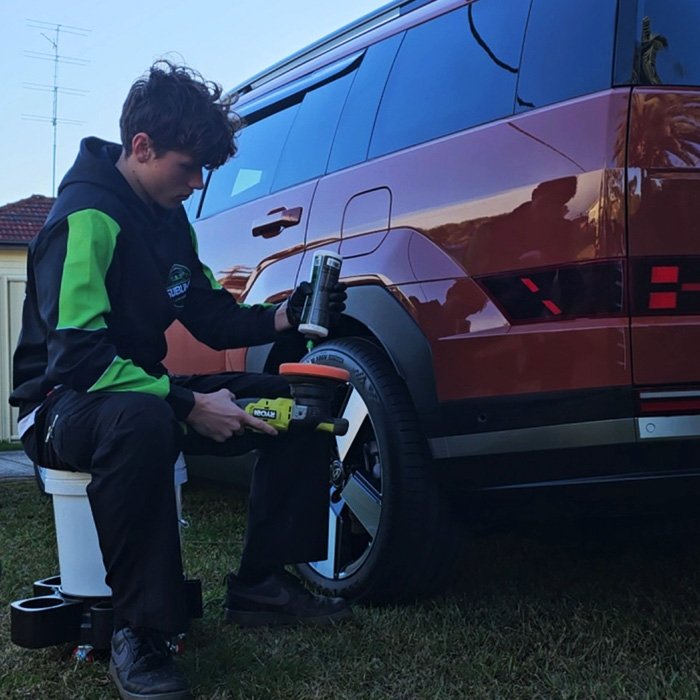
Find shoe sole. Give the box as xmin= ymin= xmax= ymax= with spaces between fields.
xmin=109 ymin=660 xmax=193 ymax=700
xmin=223 ymin=605 xmax=353 ymax=628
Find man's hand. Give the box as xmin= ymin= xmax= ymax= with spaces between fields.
xmin=284 ymin=281 xmax=313 ymax=328
xmin=280 ymin=280 xmax=348 ymax=330
xmin=186 ymin=389 xmax=278 ymax=442
xmin=327 ymin=281 xmax=347 ymax=324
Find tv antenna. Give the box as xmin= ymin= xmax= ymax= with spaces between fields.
xmin=23 ymin=20 xmax=90 ymax=196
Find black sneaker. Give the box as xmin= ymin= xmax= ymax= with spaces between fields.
xmin=223 ymin=570 xmax=352 ymax=627
xmin=109 ymin=627 xmax=191 ymax=700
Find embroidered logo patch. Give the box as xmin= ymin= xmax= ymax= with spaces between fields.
xmin=167 ymin=264 xmax=191 ymax=308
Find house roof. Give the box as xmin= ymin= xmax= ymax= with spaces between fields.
xmin=0 ymin=194 xmax=54 ymax=245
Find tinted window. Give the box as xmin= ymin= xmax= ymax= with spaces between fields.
xmin=328 ymin=33 xmax=403 ymax=172
xmin=516 ymin=0 xmax=617 ymax=111
xmin=635 ymin=0 xmax=700 ymax=86
xmin=199 ymin=60 xmax=358 ymax=218
xmin=271 ymin=70 xmax=354 ymax=191
xmin=200 ymin=103 xmax=299 ymax=218
xmin=370 ymin=0 xmax=530 ymax=158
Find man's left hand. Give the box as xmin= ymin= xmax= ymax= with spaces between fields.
xmin=276 ymin=281 xmax=347 ymax=332
xmin=327 ymin=281 xmax=347 ymax=324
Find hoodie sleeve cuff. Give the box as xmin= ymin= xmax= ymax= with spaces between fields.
xmin=260 ymin=303 xmax=281 ymax=342
xmin=167 ymin=383 xmax=195 ymax=421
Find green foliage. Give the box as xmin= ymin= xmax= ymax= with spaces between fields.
xmin=3 ymin=478 xmax=700 ymax=699
xmin=0 ymin=441 xmax=23 ymax=452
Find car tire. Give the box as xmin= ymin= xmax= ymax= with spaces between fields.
xmin=295 ymin=336 xmax=455 ymax=603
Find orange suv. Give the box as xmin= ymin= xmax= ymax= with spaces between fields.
xmin=167 ymin=0 xmax=700 ymax=603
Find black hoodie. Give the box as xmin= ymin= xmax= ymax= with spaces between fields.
xmin=10 ymin=137 xmax=278 ymax=420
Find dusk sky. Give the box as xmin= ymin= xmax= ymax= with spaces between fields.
xmin=0 ymin=0 xmax=387 ymax=205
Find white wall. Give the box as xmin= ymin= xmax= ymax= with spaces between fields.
xmin=0 ymin=249 xmax=27 ymax=440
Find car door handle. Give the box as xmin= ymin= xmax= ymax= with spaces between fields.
xmin=252 ymin=206 xmax=303 ymax=238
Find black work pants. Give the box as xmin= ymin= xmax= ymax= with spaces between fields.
xmin=22 ymin=372 xmax=332 ymax=635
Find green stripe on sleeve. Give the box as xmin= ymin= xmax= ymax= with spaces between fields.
xmin=58 ymin=210 xmax=120 ymax=330
xmin=88 ymin=355 xmax=170 ymax=396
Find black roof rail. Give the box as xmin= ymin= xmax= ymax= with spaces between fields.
xmin=231 ymin=0 xmax=437 ymax=96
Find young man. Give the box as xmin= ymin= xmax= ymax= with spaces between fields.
xmin=11 ymin=61 xmax=349 ymax=700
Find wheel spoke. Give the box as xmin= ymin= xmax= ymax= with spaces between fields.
xmin=310 ymin=498 xmax=343 ymax=578
xmin=305 ymin=349 xmax=389 ymax=586
xmin=341 ymin=472 xmax=381 ymax=539
xmin=335 ymin=387 xmax=368 ymax=461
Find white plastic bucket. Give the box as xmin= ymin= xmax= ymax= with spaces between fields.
xmin=42 ymin=454 xmax=188 ymax=599
xmin=42 ymin=469 xmax=110 ymax=598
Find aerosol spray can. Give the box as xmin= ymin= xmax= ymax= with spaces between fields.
xmin=299 ymin=250 xmax=343 ymax=343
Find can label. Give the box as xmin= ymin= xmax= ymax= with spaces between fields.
xmin=299 ymin=251 xmax=343 ymax=339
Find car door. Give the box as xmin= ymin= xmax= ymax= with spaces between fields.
xmin=165 ymin=53 xmax=361 ymax=373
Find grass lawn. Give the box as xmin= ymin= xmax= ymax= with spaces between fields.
xmin=3 ymin=476 xmax=700 ymax=699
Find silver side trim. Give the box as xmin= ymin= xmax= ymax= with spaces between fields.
xmin=429 ymin=414 xmax=700 ymax=458
xmin=429 ymin=419 xmax=636 ymax=459
xmin=639 ymin=390 xmax=700 ymax=399
xmin=637 ymin=416 xmax=700 ymax=440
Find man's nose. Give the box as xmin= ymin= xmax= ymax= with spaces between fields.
xmin=190 ymin=170 xmax=204 ymax=190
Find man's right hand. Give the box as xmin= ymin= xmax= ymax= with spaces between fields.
xmin=185 ymin=389 xmax=278 ymax=442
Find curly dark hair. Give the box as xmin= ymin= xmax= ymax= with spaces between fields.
xmin=119 ymin=60 xmax=241 ymax=169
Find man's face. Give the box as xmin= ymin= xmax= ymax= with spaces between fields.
xmin=139 ymin=148 xmax=205 ymax=210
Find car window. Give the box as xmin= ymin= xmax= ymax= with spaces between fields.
xmin=369 ymin=0 xmax=530 ymax=159
xmin=199 ymin=103 xmax=300 ymax=218
xmin=634 ymin=0 xmax=700 ymax=86
xmin=199 ymin=59 xmax=360 ymax=218
xmin=271 ymin=70 xmax=355 ymax=191
xmin=516 ymin=0 xmax=617 ymax=112
xmin=328 ymin=33 xmax=404 ymax=172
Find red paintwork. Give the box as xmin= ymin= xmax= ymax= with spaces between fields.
xmin=390 ymin=91 xmax=629 ymax=276
xmin=166 ymin=58 xmax=699 ymax=408
xmin=627 ymin=88 xmax=700 ymax=385
xmin=164 ymin=322 xmax=247 ymax=375
xmin=164 ymin=181 xmax=316 ymax=374
xmin=319 ymin=90 xmax=631 ymax=400
xmin=164 ymin=321 xmax=226 ymax=375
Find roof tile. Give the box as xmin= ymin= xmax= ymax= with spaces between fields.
xmin=0 ymin=195 xmax=55 ymax=245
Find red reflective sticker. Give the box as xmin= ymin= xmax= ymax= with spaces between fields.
xmin=651 ymin=266 xmax=679 ymax=284
xmin=521 ymin=277 xmax=539 ymax=293
xmin=542 ymin=299 xmax=562 ymax=315
xmin=640 ymin=398 xmax=700 ymax=414
xmin=648 ymin=291 xmax=678 ymax=309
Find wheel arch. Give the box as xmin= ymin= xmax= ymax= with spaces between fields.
xmin=245 ymin=284 xmax=439 ymax=425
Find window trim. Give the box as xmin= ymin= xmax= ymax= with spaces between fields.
xmin=240 ymin=50 xmax=365 ymax=125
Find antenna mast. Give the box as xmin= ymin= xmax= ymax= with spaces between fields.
xmin=23 ymin=20 xmax=90 ymax=196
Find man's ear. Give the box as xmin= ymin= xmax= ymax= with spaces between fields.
xmin=131 ymin=133 xmax=153 ymax=163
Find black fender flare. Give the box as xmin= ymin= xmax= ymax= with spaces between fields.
xmin=246 ymin=284 xmax=438 ymax=429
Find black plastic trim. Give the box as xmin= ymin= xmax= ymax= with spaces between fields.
xmin=246 ymin=284 xmax=439 ymax=427
xmin=613 ymin=0 xmax=643 ymax=85
xmin=246 ymin=342 xmax=274 ymax=374
xmin=425 ymin=386 xmax=635 ymax=438
xmin=342 ymin=284 xmax=438 ymax=418
xmin=230 ymin=0 xmax=411 ymax=96
xmin=240 ymin=52 xmax=365 ymax=125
